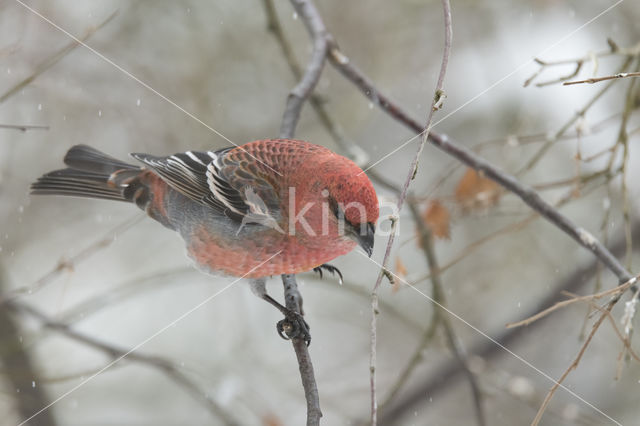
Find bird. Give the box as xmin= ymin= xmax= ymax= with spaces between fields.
xmin=31 ymin=139 xmax=379 ymax=344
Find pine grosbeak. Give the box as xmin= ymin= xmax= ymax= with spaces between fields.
xmin=31 ymin=139 xmax=379 ymax=343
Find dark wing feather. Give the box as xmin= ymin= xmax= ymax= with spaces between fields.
xmin=211 ymin=150 xmax=282 ymax=217
xmin=131 ymin=148 xmax=281 ymax=222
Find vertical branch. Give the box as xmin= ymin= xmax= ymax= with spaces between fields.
xmin=262 ymin=0 xmax=368 ymax=164
xmin=368 ymin=1 xmax=452 ymax=424
xmin=407 ymin=201 xmax=485 ymax=426
xmin=276 ymin=1 xmax=332 ymax=424
xmin=281 ymin=275 xmax=322 ymax=425
xmin=280 ymin=0 xmax=329 ymax=139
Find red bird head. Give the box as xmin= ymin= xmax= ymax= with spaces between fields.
xmin=324 ymin=156 xmax=379 ymax=255
xmin=291 ymin=150 xmax=379 ymax=257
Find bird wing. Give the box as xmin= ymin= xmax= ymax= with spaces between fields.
xmin=131 ymin=147 xmax=281 ymax=223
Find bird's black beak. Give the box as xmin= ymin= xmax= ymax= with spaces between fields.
xmin=357 ymin=222 xmax=375 ymax=257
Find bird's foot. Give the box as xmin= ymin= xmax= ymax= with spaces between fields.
xmin=313 ymin=264 xmax=343 ymax=285
xmin=277 ymin=309 xmax=311 ymax=346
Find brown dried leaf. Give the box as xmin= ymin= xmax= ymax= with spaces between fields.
xmin=422 ymin=199 xmax=451 ymax=239
xmin=393 ymin=257 xmax=407 ymax=293
xmin=262 ymin=413 xmax=283 ymax=426
xmin=455 ymin=168 xmax=501 ymax=211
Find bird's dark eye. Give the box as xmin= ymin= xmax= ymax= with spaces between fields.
xmin=328 ymin=195 xmax=343 ymax=219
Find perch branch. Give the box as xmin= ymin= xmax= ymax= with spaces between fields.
xmin=271 ymin=1 xmax=334 ymax=424
xmin=262 ymin=0 xmax=367 ymax=165
xmin=280 ymin=0 xmax=329 ymax=139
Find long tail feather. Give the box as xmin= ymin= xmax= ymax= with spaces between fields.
xmin=64 ymin=144 xmax=137 ymax=174
xmin=31 ymin=146 xmax=141 ymax=202
xmin=31 ymin=169 xmax=126 ymax=201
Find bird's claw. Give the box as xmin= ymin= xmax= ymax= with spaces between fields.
xmin=313 ymin=263 xmax=343 ymax=285
xmin=277 ymin=310 xmax=311 ymax=346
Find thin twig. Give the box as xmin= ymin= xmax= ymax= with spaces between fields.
xmin=366 ymin=2 xmax=452 ymax=424
xmin=0 ymin=124 xmax=49 ymax=131
xmin=534 ymin=60 xmax=584 ymax=87
xmin=522 ymin=40 xmax=640 ymax=87
xmin=262 ymin=0 xmax=368 ymax=166
xmin=410 ymin=170 xmax=611 ymax=286
xmin=378 ymin=312 xmax=440 ymax=412
xmin=280 ymin=0 xmax=329 ymax=139
xmin=589 ymin=299 xmax=640 ymax=364
xmin=327 ymin=46 xmax=634 ymax=287
xmin=59 ymin=266 xmax=193 ymax=323
xmin=379 ymin=226 xmax=640 ymax=422
xmin=529 ymin=298 xmax=614 ymax=426
xmin=7 ymin=301 xmax=240 ymax=425
xmin=0 ymin=11 xmax=118 ymax=103
xmin=564 ymin=71 xmax=640 ymax=85
xmin=407 ymin=200 xmax=485 ymax=426
xmin=506 ymin=277 xmax=637 ymax=329
xmin=518 ymin=57 xmax=634 ymax=174
xmin=1 ymin=214 xmax=144 ymax=304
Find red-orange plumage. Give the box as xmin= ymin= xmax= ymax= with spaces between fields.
xmin=32 ymin=140 xmax=379 ymax=279
xmin=183 ymin=139 xmax=378 ymax=277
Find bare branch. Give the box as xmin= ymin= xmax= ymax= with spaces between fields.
xmin=326 ymin=42 xmax=634 ymax=288
xmin=380 ymin=227 xmax=640 ymax=422
xmin=0 ymin=11 xmax=118 ymax=104
xmin=530 ymin=300 xmax=613 ymax=426
xmin=523 ymin=40 xmax=640 ymax=87
xmin=272 ymin=1 xmax=334 ymax=424
xmin=519 ymin=57 xmax=634 ymax=173
xmin=506 ymin=276 xmax=637 ymax=329
xmin=281 ymin=274 xmax=322 ymax=425
xmin=279 ymin=0 xmax=329 ymax=139
xmin=564 ymin=71 xmax=640 ymax=85
xmin=1 ymin=215 xmax=144 ymax=305
xmin=262 ymin=0 xmax=368 ymax=165
xmin=0 ymin=124 xmax=49 ymax=131
xmin=367 ymin=2 xmax=452 ymax=424
xmin=7 ymin=301 xmax=240 ymax=425
xmin=406 ymin=200 xmax=485 ymax=426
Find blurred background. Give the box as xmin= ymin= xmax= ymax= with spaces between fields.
xmin=1 ymin=0 xmax=640 ymax=425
